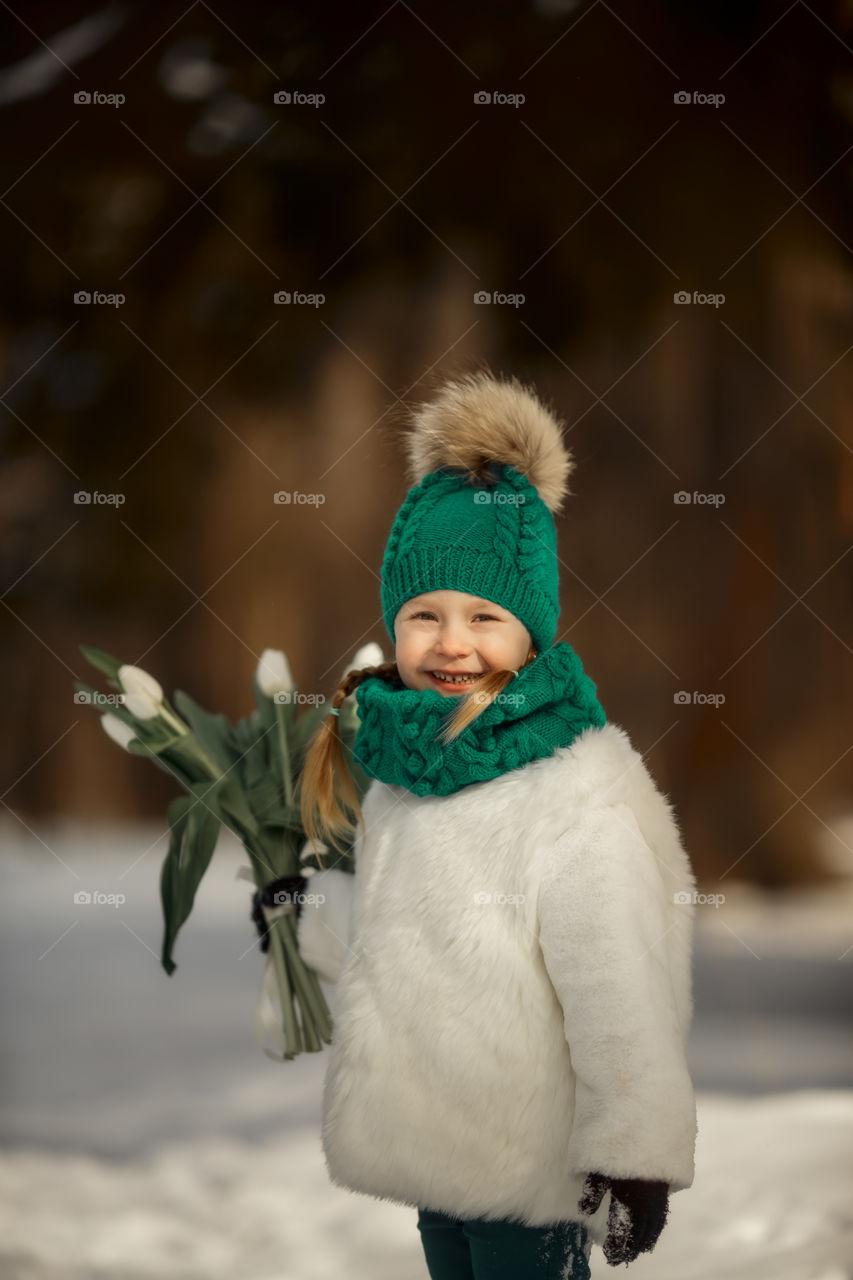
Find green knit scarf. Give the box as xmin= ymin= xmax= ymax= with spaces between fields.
xmin=352 ymin=642 xmax=607 ymax=797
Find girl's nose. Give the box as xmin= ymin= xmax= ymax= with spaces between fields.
xmin=435 ymin=627 xmax=472 ymax=656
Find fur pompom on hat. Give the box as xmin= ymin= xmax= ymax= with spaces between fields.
xmin=404 ymin=371 xmax=574 ymax=515
xmin=381 ymin=370 xmax=574 ymax=654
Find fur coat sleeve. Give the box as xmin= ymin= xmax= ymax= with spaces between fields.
xmin=537 ymin=798 xmax=697 ymax=1189
xmin=296 ymin=864 xmax=356 ymax=985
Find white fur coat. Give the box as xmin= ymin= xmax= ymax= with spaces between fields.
xmin=296 ymin=721 xmax=698 ymax=1242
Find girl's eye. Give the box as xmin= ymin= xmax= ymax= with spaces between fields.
xmin=410 ymin=612 xmax=497 ymax=622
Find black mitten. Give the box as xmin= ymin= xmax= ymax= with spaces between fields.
xmin=251 ymin=875 xmax=308 ymax=951
xmin=578 ymin=1172 xmax=670 ymax=1267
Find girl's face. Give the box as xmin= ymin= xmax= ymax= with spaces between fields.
xmin=393 ymin=590 xmax=533 ymax=696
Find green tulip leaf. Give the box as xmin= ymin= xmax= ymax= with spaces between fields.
xmin=78 ymin=644 xmax=124 ymax=682
xmin=247 ymin=774 xmax=283 ymax=822
xmin=241 ymin=735 xmax=274 ymax=793
xmin=228 ymin=716 xmax=258 ymax=753
xmin=160 ymin=784 xmax=222 ymax=975
xmin=216 ymin=776 xmax=261 ymax=838
xmin=128 ymin=740 xmax=202 ymax=789
xmin=172 ymin=690 xmax=238 ymax=773
xmin=258 ymin=801 xmax=304 ymax=831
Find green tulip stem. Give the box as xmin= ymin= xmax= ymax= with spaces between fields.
xmin=150 ymin=704 xmax=226 ymax=781
xmin=274 ymin=699 xmax=294 ymax=811
xmin=278 ymin=912 xmax=333 ymax=1048
xmin=170 ymin=733 xmax=225 ymax=782
xmin=268 ymin=920 xmax=301 ymax=1059
xmin=158 ymin=704 xmax=193 ymax=737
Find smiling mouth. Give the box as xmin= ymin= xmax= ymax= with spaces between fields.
xmin=427 ymin=671 xmax=485 ymax=686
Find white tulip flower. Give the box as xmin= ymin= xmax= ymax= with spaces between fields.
xmin=100 ymin=712 xmax=137 ymax=750
xmin=256 ymin=649 xmax=294 ymax=697
xmin=346 ymin=643 xmax=385 ymax=675
xmin=118 ymin=664 xmax=165 ymax=719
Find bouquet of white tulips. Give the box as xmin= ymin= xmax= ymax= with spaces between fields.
xmin=75 ymin=643 xmax=380 ymax=1060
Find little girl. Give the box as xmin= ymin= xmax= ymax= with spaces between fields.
xmin=294 ymin=370 xmax=698 ymax=1278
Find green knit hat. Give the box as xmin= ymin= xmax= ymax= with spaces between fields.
xmin=381 ymin=372 xmax=574 ymax=655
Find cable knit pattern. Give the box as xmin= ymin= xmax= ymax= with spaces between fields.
xmin=353 ymin=642 xmax=607 ymax=796
xmin=380 ymin=463 xmax=563 ymax=653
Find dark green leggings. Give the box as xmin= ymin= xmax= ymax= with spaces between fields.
xmin=416 ymin=1207 xmax=592 ymax=1280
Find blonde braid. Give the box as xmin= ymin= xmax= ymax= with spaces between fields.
xmin=299 ymin=661 xmax=399 ymax=864
xmin=300 ymin=649 xmax=539 ymax=863
xmin=437 ymin=646 xmax=538 ymax=745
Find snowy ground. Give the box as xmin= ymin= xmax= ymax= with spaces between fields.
xmin=2 ymin=1092 xmax=852 ymax=1280
xmin=1 ymin=820 xmax=852 ymax=1279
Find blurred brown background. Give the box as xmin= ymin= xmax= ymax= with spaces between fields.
xmin=1 ymin=0 xmax=851 ymax=888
